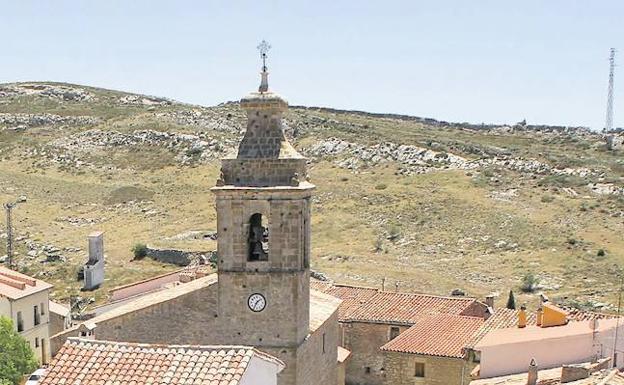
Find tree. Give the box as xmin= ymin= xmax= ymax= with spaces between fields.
xmin=0 ymin=316 xmax=38 ymax=385
xmin=506 ymin=290 xmax=516 ymax=310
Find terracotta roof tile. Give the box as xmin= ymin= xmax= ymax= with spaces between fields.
xmin=39 ymin=338 xmax=283 ymax=385
xmin=381 ymin=314 xmax=484 ymax=358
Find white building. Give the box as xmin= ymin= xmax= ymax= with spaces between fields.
xmin=0 ymin=266 xmax=53 ymax=364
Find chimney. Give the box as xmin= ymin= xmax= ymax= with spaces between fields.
xmin=395 ymin=282 xmax=399 ymax=292
xmin=536 ymin=307 xmax=543 ymax=327
xmin=518 ymin=305 xmax=528 ymax=328
xmin=485 ymin=294 xmax=495 ymax=309
xmin=381 ymin=277 xmax=386 ymax=291
xmin=527 ymin=358 xmax=538 ymax=385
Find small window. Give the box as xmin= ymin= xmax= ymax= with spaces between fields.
xmin=34 ymin=305 xmax=40 ymax=326
xmin=389 ymin=326 xmax=400 ymax=340
xmin=414 ymin=362 xmax=425 ymax=378
xmin=322 ymin=332 xmax=326 ymax=354
xmin=40 ymin=302 xmax=45 ymax=315
xmin=16 ymin=311 xmax=24 ymax=332
xmin=35 ymin=337 xmax=39 ymax=348
xmin=365 ymin=367 xmax=371 ymax=374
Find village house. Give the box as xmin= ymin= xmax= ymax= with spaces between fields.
xmin=0 ymin=265 xmax=53 ymax=364
xmin=40 ymin=338 xmax=285 ymax=385
xmin=311 ymin=281 xmax=489 ymax=385
xmin=380 ymin=313 xmax=485 ymax=385
xmin=473 ymin=303 xmax=624 ymax=379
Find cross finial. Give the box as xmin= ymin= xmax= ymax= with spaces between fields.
xmin=257 ymin=40 xmax=271 ymax=72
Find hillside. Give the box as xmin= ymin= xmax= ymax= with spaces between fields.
xmin=0 ymin=81 xmax=623 ymax=311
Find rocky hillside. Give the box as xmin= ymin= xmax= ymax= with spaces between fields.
xmin=1 ymin=82 xmax=623 ymax=310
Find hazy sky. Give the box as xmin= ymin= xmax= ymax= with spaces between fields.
xmin=1 ymin=1 xmax=622 ymax=130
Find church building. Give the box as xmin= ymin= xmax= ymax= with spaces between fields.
xmin=47 ymin=43 xmax=343 ymax=385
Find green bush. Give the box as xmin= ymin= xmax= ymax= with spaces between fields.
xmin=541 ymin=195 xmax=555 ymax=203
xmin=597 ymin=249 xmax=606 ymax=257
xmin=520 ymin=272 xmax=539 ymax=293
xmin=0 ymin=317 xmax=38 ymax=385
xmin=132 ymin=243 xmax=148 ymax=259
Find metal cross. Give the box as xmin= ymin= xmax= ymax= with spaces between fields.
xmin=257 ymin=40 xmax=271 ymax=71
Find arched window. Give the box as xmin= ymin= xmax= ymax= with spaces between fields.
xmin=248 ymin=213 xmax=269 ymax=261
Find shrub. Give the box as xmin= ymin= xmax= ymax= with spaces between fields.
xmin=520 ymin=272 xmax=539 ymax=293
xmin=387 ymin=225 xmax=402 ymax=241
xmin=132 ymin=243 xmax=148 ymax=259
xmin=567 ymin=238 xmax=577 ymax=245
xmin=541 ymin=195 xmax=555 ymax=203
xmin=375 ymin=184 xmax=388 ymax=190
xmin=597 ymin=249 xmax=606 ymax=257
xmin=373 ymin=236 xmax=384 ymax=253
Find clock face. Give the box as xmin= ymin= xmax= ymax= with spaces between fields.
xmin=248 ymin=293 xmax=266 ymax=312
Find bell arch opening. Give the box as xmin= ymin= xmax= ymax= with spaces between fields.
xmin=248 ymin=213 xmax=269 ymax=261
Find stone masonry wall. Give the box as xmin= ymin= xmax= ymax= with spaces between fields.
xmin=382 ymin=351 xmax=475 ymax=385
xmin=342 ymin=322 xmax=411 ymax=385
xmin=296 ymin=310 xmax=340 ymax=385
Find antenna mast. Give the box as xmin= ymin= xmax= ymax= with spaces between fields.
xmin=605 ymin=48 xmax=616 ymax=132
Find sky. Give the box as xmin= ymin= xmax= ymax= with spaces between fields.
xmin=1 ymin=1 xmax=622 ymax=130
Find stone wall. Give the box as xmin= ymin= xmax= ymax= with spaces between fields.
xmin=296 ymin=310 xmax=340 ymax=385
xmin=51 ymin=278 xmax=339 ymax=385
xmin=342 ymin=322 xmax=411 ymax=385
xmin=382 ymin=351 xmax=474 ymax=385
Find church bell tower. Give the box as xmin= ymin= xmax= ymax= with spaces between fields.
xmin=211 ymin=41 xmax=313 ymax=348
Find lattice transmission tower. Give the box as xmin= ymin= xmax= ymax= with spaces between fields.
xmin=605 ymin=48 xmax=616 ymax=132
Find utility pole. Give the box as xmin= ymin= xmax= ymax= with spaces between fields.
xmin=4 ymin=203 xmax=13 ymax=268
xmin=605 ymin=48 xmax=616 ymax=132
xmin=4 ymin=197 xmax=26 ymax=269
xmin=614 ymin=270 xmax=623 ymax=367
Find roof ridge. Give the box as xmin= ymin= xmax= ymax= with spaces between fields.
xmin=330 ymin=283 xmax=477 ymax=301
xmin=373 ymin=290 xmax=477 ymax=301
xmin=0 ymin=270 xmax=36 ymax=286
xmin=66 ymin=337 xmax=257 ymax=352
xmin=0 ymin=275 xmax=25 ymax=290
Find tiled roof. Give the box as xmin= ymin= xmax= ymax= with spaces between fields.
xmin=40 ymin=338 xmax=284 ymax=385
xmin=312 ymin=280 xmax=482 ymax=324
xmin=465 ymin=308 xmax=536 ymax=349
xmin=465 ymin=306 xmax=619 ymax=350
xmin=309 ymin=289 xmax=342 ymax=332
xmin=312 ymin=283 xmax=378 ymax=321
xmin=380 ymin=314 xmax=484 ymax=358
xmin=0 ymin=266 xmax=53 ymax=300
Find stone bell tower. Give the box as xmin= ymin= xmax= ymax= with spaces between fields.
xmin=211 ymin=41 xmax=313 ymax=354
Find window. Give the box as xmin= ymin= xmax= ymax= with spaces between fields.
xmin=35 ymin=337 xmax=39 ymax=348
xmin=389 ymin=326 xmax=400 ymax=340
xmin=414 ymin=362 xmax=425 ymax=378
xmin=322 ymin=332 xmax=326 ymax=354
xmin=40 ymin=302 xmax=45 ymax=316
xmin=34 ymin=305 xmax=40 ymax=326
xmin=248 ymin=213 xmax=269 ymax=261
xmin=16 ymin=311 xmax=24 ymax=332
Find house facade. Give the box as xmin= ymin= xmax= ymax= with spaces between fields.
xmin=0 ymin=266 xmax=53 ymax=364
